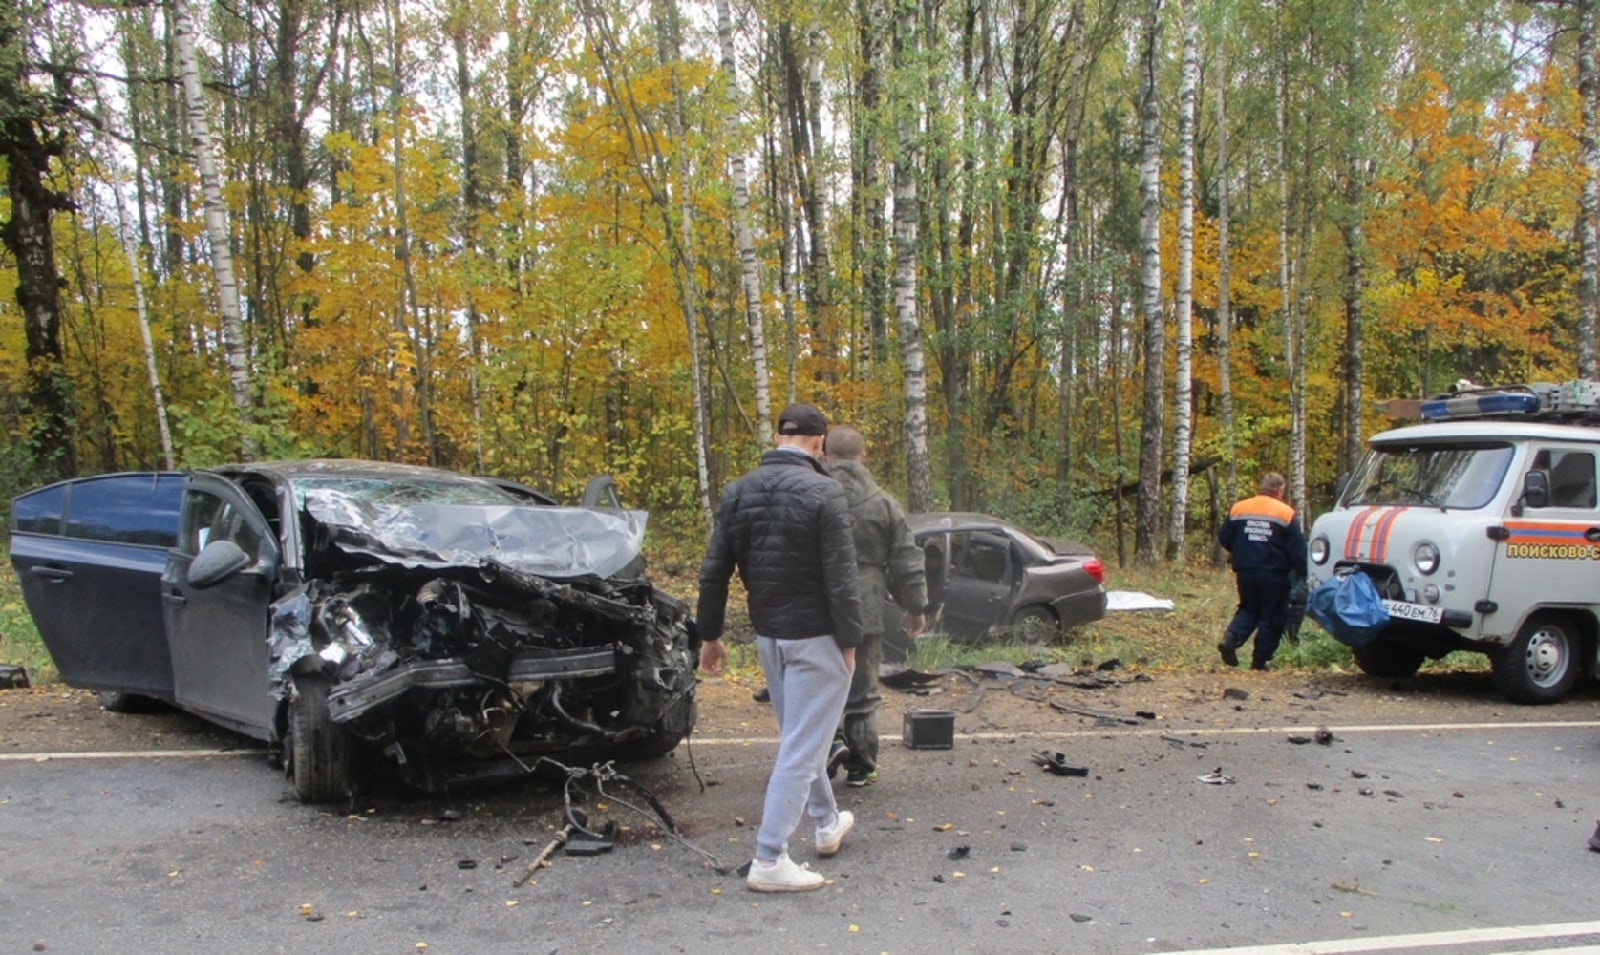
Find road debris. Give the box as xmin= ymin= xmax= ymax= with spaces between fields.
xmin=1031 ymin=751 xmax=1090 ymax=776
xmin=1196 ymin=768 xmax=1235 ymax=785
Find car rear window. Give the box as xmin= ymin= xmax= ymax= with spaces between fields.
xmin=63 ymin=474 xmax=183 ymax=547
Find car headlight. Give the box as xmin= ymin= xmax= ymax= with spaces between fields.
xmin=1310 ymin=536 xmax=1329 ymax=565
xmin=1414 ymin=541 xmax=1439 ymax=575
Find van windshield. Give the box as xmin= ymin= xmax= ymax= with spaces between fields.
xmin=1343 ymin=442 xmax=1514 ymax=510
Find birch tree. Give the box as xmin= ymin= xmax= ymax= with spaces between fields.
xmin=1579 ymin=0 xmax=1598 ymax=378
xmin=1215 ymin=28 xmax=1236 ymax=504
xmin=716 ymin=0 xmax=773 ymax=447
xmin=174 ymin=0 xmax=257 ymax=457
xmin=893 ymin=0 xmax=931 ymax=512
xmin=1134 ymin=0 xmax=1166 ymax=566
xmin=1165 ymin=0 xmax=1197 ymax=562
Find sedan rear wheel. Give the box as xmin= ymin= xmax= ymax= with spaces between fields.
xmin=286 ymin=673 xmax=351 ymax=802
xmin=1491 ymin=613 xmax=1582 ymax=705
xmin=1010 ymin=606 xmax=1060 ymax=645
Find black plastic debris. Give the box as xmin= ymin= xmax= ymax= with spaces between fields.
xmin=1070 ymin=913 xmax=1093 ymax=923
xmin=1287 ymin=735 xmax=1314 ymax=745
xmin=1222 ymin=687 xmax=1249 ymax=701
xmin=752 ymin=686 xmax=770 ymax=703
xmin=457 ymin=859 xmax=478 ymax=870
xmin=948 ymin=845 xmax=971 ymax=861
xmin=1032 ymin=751 xmax=1090 ymax=776
xmin=0 ymin=665 xmax=29 ymax=689
xmin=880 ymin=667 xmax=948 ymax=690
xmin=1314 ymin=726 xmax=1335 ymax=745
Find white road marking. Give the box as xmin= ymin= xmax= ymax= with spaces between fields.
xmin=0 ymin=748 xmax=265 ymax=761
xmin=1156 ymin=922 xmax=1600 ymax=954
xmin=683 ymin=719 xmax=1600 ymax=747
xmin=2 ymin=718 xmax=1597 ymax=760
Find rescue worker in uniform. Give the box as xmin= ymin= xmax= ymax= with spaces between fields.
xmin=1218 ymin=472 xmax=1307 ymax=670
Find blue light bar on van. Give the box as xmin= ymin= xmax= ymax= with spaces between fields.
xmin=1418 ymin=392 xmax=1541 ymax=420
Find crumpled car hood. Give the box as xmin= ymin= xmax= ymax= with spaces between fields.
xmin=305 ymin=490 xmax=647 ymax=580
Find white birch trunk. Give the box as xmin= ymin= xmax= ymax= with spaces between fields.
xmin=1215 ymin=31 xmax=1236 ymax=504
xmin=1276 ymin=14 xmax=1296 ymax=507
xmin=893 ymin=0 xmax=930 ymax=512
xmin=1166 ymin=0 xmax=1197 ymax=562
xmin=716 ymin=0 xmax=772 ymax=447
xmin=1134 ymin=0 xmax=1165 ymax=566
xmin=1579 ymin=0 xmax=1598 ymax=378
xmin=173 ymin=0 xmax=255 ymax=457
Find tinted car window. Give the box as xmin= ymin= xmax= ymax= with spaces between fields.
xmin=63 ymin=475 xmax=182 ymax=547
xmin=12 ymin=483 xmax=67 ymax=535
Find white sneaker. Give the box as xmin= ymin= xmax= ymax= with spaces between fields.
xmin=814 ymin=809 xmax=855 ymax=857
xmin=746 ymin=853 xmax=826 ymax=893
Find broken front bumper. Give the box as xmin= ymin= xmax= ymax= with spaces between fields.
xmin=325 ymin=646 xmax=618 ymax=723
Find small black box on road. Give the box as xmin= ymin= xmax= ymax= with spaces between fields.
xmin=903 ymin=708 xmax=955 ymax=749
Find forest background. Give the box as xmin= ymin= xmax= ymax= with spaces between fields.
xmin=3 ymin=0 xmax=1599 ymax=569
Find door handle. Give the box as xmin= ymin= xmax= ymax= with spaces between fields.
xmin=30 ymin=566 xmax=72 ymax=582
xmin=1586 ymin=527 xmax=1600 ymax=543
xmin=162 ymin=591 xmax=187 ymax=607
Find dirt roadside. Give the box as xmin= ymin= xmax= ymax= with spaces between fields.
xmin=5 ymin=661 xmax=1598 ymax=757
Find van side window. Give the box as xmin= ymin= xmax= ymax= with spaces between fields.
xmin=62 ymin=474 xmax=182 ymax=547
xmin=1531 ymin=450 xmax=1597 ymax=509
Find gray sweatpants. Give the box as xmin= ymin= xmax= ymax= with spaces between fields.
xmin=754 ymin=634 xmax=852 ymax=861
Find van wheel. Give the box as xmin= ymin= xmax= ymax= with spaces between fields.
xmin=1352 ymin=642 xmax=1425 ymax=679
xmin=1491 ymin=613 xmax=1581 ymax=704
xmin=1010 ymin=606 xmax=1059 ymax=645
xmin=285 ymin=674 xmax=351 ymax=802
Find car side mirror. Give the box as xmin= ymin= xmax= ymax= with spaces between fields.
xmin=189 ymin=539 xmax=252 ymax=588
xmin=1523 ymin=469 xmax=1550 ymax=510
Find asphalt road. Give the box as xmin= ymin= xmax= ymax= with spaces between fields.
xmin=3 ymin=709 xmax=1600 ymax=955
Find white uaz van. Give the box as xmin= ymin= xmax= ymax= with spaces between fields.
xmin=1306 ymin=381 xmax=1600 ymax=704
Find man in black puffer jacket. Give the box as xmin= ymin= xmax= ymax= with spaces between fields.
xmin=698 ymin=402 xmax=865 ymax=893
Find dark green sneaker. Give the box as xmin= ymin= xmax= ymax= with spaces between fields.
xmin=845 ymin=769 xmax=876 ymax=788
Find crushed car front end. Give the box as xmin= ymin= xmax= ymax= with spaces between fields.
xmin=264 ymin=479 xmax=697 ymax=797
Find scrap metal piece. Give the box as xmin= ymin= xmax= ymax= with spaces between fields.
xmin=1031 ymin=751 xmax=1090 ymax=776
xmin=1196 ymin=768 xmax=1235 ymax=785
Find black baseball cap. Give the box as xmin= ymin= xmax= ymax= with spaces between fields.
xmin=777 ymin=403 xmax=828 ymax=435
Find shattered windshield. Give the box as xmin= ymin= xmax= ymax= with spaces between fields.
xmin=296 ymin=477 xmax=646 ymax=579
xmin=1342 ymin=442 xmax=1514 ymax=510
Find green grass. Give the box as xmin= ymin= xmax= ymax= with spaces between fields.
xmin=0 ymin=558 xmax=53 ymax=683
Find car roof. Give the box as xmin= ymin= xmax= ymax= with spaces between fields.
xmin=906 ymin=511 xmax=1019 ymax=534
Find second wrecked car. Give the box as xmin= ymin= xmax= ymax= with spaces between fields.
xmin=9 ymin=460 xmax=698 ymax=800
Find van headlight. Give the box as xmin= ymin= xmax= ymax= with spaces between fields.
xmin=1414 ymin=541 xmax=1439 ymax=575
xmin=1310 ymin=536 xmax=1330 ymax=565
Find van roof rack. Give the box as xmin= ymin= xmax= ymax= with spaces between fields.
xmin=1374 ymin=379 xmax=1600 ymax=426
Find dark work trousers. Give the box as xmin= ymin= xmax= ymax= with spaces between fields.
xmin=1224 ymin=570 xmax=1291 ymax=668
xmin=840 ymin=628 xmax=885 ymax=775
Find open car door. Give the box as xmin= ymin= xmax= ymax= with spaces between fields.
xmin=161 ymin=474 xmax=282 ymax=738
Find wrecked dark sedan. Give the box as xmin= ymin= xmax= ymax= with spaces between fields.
xmin=8 ymin=461 xmax=698 ymax=801
xmin=885 ymin=512 xmax=1107 ymax=661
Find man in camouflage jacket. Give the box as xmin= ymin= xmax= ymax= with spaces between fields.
xmin=824 ymin=425 xmax=929 ymax=786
